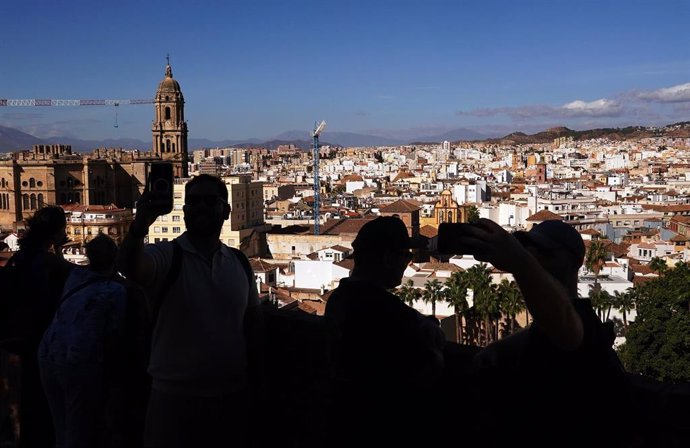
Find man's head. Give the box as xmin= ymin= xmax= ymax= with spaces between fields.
xmin=514 ymin=220 xmax=585 ymax=287
xmin=86 ymin=234 xmax=118 ymax=273
xmin=352 ymin=216 xmax=421 ymax=289
xmin=20 ymin=206 xmax=67 ymax=251
xmin=183 ymin=174 xmax=230 ymax=237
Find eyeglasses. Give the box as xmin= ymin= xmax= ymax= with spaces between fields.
xmin=185 ymin=194 xmax=226 ymax=207
xmin=392 ymin=249 xmax=413 ymax=260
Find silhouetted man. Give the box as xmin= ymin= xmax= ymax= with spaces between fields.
xmin=468 ymin=219 xmax=633 ymax=447
xmin=118 ymin=174 xmax=263 ymax=448
xmin=324 ymin=216 xmax=445 ymax=447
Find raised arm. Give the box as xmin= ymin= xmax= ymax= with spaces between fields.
xmin=456 ymin=219 xmax=583 ymax=351
xmin=117 ymin=192 xmax=166 ymax=285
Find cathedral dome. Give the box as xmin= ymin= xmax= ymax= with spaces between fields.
xmin=157 ymin=64 xmax=182 ymax=93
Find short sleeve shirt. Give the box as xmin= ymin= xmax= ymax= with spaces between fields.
xmin=144 ymin=233 xmax=260 ymax=396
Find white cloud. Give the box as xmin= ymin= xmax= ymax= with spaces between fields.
xmin=636 ymin=82 xmax=690 ymax=103
xmin=560 ymin=98 xmax=622 ymax=117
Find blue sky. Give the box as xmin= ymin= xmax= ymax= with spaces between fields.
xmin=1 ymin=0 xmax=689 ymax=142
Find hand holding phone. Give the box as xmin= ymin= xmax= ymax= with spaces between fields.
xmin=438 ymin=222 xmax=481 ymax=255
xmin=438 ymin=219 xmax=530 ymax=273
xmin=136 ymin=163 xmax=174 ymax=225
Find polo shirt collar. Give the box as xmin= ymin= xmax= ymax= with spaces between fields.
xmin=177 ymin=232 xmax=232 ymax=259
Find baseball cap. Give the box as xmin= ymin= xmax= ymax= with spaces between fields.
xmin=352 ymin=216 xmax=426 ymax=253
xmin=514 ymin=220 xmax=586 ymax=267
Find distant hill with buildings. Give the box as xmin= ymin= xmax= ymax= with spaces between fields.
xmin=487 ymin=122 xmax=690 ymax=145
xmin=2 ymin=122 xmax=689 ymax=153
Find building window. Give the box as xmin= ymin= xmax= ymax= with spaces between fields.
xmin=173 ymin=227 xmax=181 ymax=233
xmin=172 ymin=215 xmax=181 ymax=222
xmin=165 ymin=107 xmax=171 ymax=120
xmin=162 ymin=227 xmax=168 ymax=233
xmin=154 ymin=226 xmax=161 ymax=233
xmin=29 ymin=178 xmax=36 ymax=188
xmin=38 ymin=194 xmax=44 ymax=208
xmin=30 ymin=194 xmax=36 ymax=210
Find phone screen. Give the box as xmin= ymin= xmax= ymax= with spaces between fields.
xmin=146 ymin=162 xmax=174 ymax=214
xmin=438 ymin=223 xmax=475 ymax=255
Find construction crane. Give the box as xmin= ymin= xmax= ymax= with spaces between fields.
xmin=0 ymin=98 xmax=153 ymax=106
xmin=0 ymin=98 xmax=153 ymax=128
xmin=312 ymin=120 xmax=326 ymax=235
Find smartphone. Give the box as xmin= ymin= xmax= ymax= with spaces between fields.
xmin=146 ymin=162 xmax=174 ymax=215
xmin=438 ymin=222 xmax=479 ymax=255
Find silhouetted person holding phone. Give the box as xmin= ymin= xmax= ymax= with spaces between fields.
xmin=324 ymin=216 xmax=445 ymax=447
xmin=39 ymin=234 xmax=126 ymax=448
xmin=461 ymin=219 xmax=633 ymax=447
xmin=1 ymin=206 xmax=74 ymax=448
xmin=118 ymin=174 xmax=264 ymax=448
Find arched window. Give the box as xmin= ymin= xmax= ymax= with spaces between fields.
xmin=172 ymin=143 xmax=176 ymax=153
xmin=165 ymin=107 xmax=171 ymax=120
xmin=448 ymin=211 xmax=453 ymax=222
xmin=30 ymin=194 xmax=36 ymax=210
xmin=166 ymin=140 xmax=171 ymax=153
xmin=22 ymin=194 xmax=29 ymax=210
xmin=38 ymin=193 xmax=44 ymax=208
xmin=29 ymin=178 xmax=36 ymax=188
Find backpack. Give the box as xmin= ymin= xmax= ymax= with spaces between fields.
xmin=0 ymin=254 xmax=31 ymax=354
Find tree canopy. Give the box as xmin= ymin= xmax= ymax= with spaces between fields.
xmin=619 ymin=262 xmax=690 ymax=383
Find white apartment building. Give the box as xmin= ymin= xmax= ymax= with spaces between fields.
xmin=453 ymin=180 xmax=488 ymax=205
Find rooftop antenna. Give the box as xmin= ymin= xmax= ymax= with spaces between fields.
xmin=312 ymin=120 xmax=326 ymax=235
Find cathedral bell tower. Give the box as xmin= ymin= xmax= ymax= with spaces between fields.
xmin=152 ymin=59 xmax=188 ymax=177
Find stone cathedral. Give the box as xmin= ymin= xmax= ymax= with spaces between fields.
xmin=0 ymin=62 xmax=189 ymax=231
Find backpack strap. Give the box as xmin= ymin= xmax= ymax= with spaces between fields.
xmin=149 ymin=243 xmax=252 ymax=323
xmin=58 ymin=276 xmax=113 ymax=307
xmin=152 ymin=240 xmax=183 ymax=320
xmin=229 ymin=247 xmax=254 ymax=288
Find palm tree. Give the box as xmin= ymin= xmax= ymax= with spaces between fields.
xmin=397 ymin=279 xmax=420 ymax=306
xmin=585 ymin=239 xmax=608 ymax=295
xmin=466 ymin=205 xmax=480 ymax=224
xmin=589 ymin=287 xmax=613 ymax=321
xmin=648 ymin=257 xmax=667 ymax=276
xmin=445 ymin=270 xmax=469 ymax=343
xmin=614 ymin=289 xmax=637 ymax=332
xmin=497 ymin=279 xmax=525 ymax=337
xmin=423 ymin=278 xmax=445 ymax=318
xmin=465 ymin=263 xmax=494 ymax=345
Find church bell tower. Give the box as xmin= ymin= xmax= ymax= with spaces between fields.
xmin=152 ymin=58 xmax=188 ymax=177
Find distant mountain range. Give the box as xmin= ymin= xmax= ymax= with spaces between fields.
xmin=1 ymin=122 xmax=689 ymax=153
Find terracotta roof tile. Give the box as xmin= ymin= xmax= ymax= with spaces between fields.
xmin=418 ymin=262 xmax=463 ymax=272
xmin=526 ymin=209 xmax=563 ymax=222
xmin=419 ymin=225 xmax=438 ymax=239
xmin=380 ymin=199 xmax=422 ymax=213
xmin=321 ymin=217 xmax=377 ymax=235
xmin=249 ymin=259 xmax=277 ymax=273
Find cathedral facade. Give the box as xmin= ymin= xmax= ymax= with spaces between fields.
xmin=0 ymin=63 xmax=189 ymax=231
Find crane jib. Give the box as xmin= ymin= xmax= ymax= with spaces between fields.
xmin=0 ymin=99 xmax=154 ymax=106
